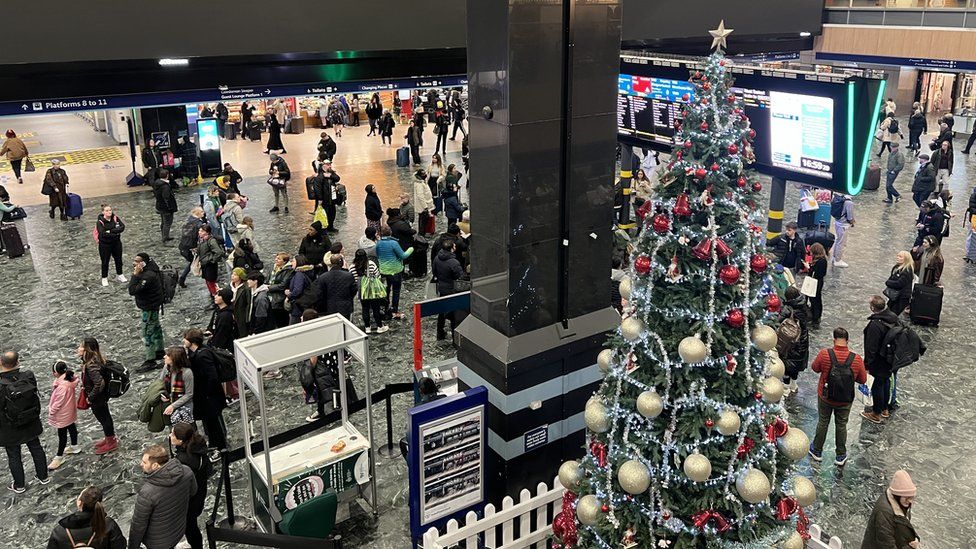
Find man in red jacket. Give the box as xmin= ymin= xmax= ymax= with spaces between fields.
xmin=809 ymin=327 xmax=867 ymax=466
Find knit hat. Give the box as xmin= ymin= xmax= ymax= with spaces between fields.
xmin=232 ymin=267 xmax=247 ymax=280
xmin=216 ymin=288 xmax=234 ymax=305
xmin=889 ymin=470 xmax=916 ymax=497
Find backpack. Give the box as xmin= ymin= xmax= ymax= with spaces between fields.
xmin=334 ymin=183 xmax=347 ymax=206
xmin=65 ymin=529 xmax=96 ymax=549
xmin=0 ymin=372 xmax=40 ymax=428
xmin=888 ymin=119 xmax=899 ymax=134
xmin=208 ymin=347 xmax=238 ymax=383
xmin=830 ymin=195 xmax=847 ymax=220
xmin=160 ymin=265 xmax=180 ymax=306
xmin=824 ymin=349 xmax=856 ymax=403
xmin=776 ymin=316 xmax=802 ymax=357
xmin=293 ymin=272 xmax=321 ymax=310
xmin=881 ymin=321 xmax=925 ymax=372
xmin=102 ymin=360 xmax=131 ymax=398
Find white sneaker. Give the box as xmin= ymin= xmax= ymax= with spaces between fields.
xmin=176 ymin=541 xmax=192 ymax=549
xmin=47 ymin=456 xmax=64 ymax=471
xmin=116 ymin=274 xmax=127 ymax=283
xmin=833 ymin=260 xmax=849 ymax=268
xmin=375 ymin=325 xmax=390 ymax=334
xmin=101 ymin=278 xmax=109 ymax=287
xmin=64 ymin=445 xmax=82 ymax=455
xmin=305 ymin=411 xmax=321 ymax=423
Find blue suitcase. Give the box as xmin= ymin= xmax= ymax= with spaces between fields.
xmin=66 ymin=193 xmax=83 ymax=219
xmin=396 ymin=146 xmax=410 ymax=167
xmin=815 ymin=203 xmax=832 ymax=227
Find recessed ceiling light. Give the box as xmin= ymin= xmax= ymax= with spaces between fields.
xmin=159 ymin=58 xmax=189 ymax=67
xmin=799 ymin=32 xmax=812 ymax=37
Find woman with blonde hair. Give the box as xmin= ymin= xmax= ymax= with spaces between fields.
xmin=884 ymin=250 xmax=915 ymax=315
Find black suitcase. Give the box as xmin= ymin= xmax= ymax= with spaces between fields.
xmin=802 ymin=222 xmax=835 ymax=253
xmin=248 ymin=126 xmax=261 ymax=141
xmin=909 ymin=283 xmax=943 ymax=326
xmin=225 ymin=123 xmax=237 ymax=140
xmin=864 ymin=164 xmax=881 ymax=191
xmin=1 ymin=222 xmax=24 ymax=258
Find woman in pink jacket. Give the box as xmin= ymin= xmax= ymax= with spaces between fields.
xmin=47 ymin=361 xmax=81 ymax=471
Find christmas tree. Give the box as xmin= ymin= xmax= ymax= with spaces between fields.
xmin=551 ymin=27 xmax=815 ymax=549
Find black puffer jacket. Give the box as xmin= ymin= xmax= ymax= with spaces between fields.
xmin=314 ymin=268 xmax=357 ymax=319
xmin=47 ymin=511 xmax=126 ymax=549
xmin=779 ymin=294 xmax=810 ymax=378
xmin=432 ymin=248 xmax=464 ymax=297
xmin=95 ymin=214 xmax=125 ymax=245
xmin=268 ymin=265 xmax=295 ymax=311
xmin=188 ymin=347 xmax=226 ymax=419
xmin=863 ymin=308 xmax=900 ymax=376
xmin=0 ymin=369 xmax=43 ymax=446
xmin=152 ymin=177 xmax=178 ymax=214
xmin=389 ymin=215 xmax=416 ymax=251
xmin=768 ymin=233 xmax=805 ymax=272
xmin=885 ymin=266 xmax=914 ymax=314
xmin=299 ymin=226 xmax=331 ymax=267
xmin=175 ymin=439 xmax=211 ymax=518
xmin=127 ymin=459 xmax=197 ymax=549
xmin=128 ymin=259 xmax=165 ymax=311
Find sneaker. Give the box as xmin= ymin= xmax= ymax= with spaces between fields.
xmin=305 ymin=411 xmax=321 ymax=423
xmin=64 ymin=445 xmax=81 ymax=455
xmin=861 ymin=410 xmax=883 ymax=424
xmin=833 ymin=260 xmax=849 ymax=268
xmin=116 ymin=274 xmax=127 ymax=283
xmin=375 ymin=325 xmax=390 ymax=334
xmin=834 ymin=454 xmax=848 ymax=467
xmin=176 ymin=541 xmax=193 ymax=549
xmin=7 ymin=483 xmax=25 ymax=494
xmin=284 ymin=207 xmax=289 ymax=214
xmin=47 ymin=456 xmax=64 ymax=471
xmin=36 ymin=475 xmax=51 ymax=485
xmin=262 ymin=370 xmax=283 ymax=380
xmin=881 ymin=410 xmax=891 ymax=419
xmin=269 ymin=207 xmax=280 ymax=213
xmin=101 ymin=278 xmax=109 ymax=287
xmin=364 ymin=326 xmax=375 ymax=334
xmin=226 ymin=396 xmax=240 ymax=406
xmin=209 ymin=450 xmax=222 ymax=463
xmin=882 ymin=199 xmax=893 ymax=204
xmin=808 ymin=445 xmax=822 ymax=462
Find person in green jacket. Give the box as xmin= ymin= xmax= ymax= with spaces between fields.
xmin=374 ymin=225 xmax=413 ymax=320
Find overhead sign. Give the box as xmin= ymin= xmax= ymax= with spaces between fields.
xmin=0 ymin=75 xmax=468 ymax=117
xmin=816 ymin=52 xmax=976 ymax=72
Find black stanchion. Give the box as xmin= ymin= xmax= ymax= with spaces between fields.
xmin=377 ymin=391 xmax=401 ymax=458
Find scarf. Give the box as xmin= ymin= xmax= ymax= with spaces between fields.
xmin=165 ymin=369 xmax=185 ymax=401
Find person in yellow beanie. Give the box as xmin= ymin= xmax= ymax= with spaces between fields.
xmin=861 ymin=469 xmax=920 ymax=548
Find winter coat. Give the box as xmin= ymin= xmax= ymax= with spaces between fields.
xmin=879 ymin=117 xmax=900 ymax=143
xmin=161 ymin=366 xmax=194 ymax=417
xmin=365 ymin=193 xmax=383 ymax=222
xmin=861 ymin=490 xmax=919 ymax=549
xmin=288 ymin=265 xmax=316 ymax=315
xmin=152 ymin=177 xmax=178 ymax=214
xmin=250 ymin=285 xmax=272 ymax=334
xmin=81 ymin=361 xmax=110 ymax=406
xmin=188 ymin=348 xmax=226 ymax=419
xmin=317 ymin=138 xmax=337 ymax=161
xmin=137 ymin=379 xmax=168 ymax=433
xmin=907 ymin=111 xmax=927 ymax=135
xmin=315 ymin=268 xmax=357 ymax=319
xmin=208 ymin=307 xmax=238 ymax=351
xmin=47 ymin=511 xmax=126 ymax=549
xmin=911 ymin=248 xmax=944 ymax=286
xmin=433 ymin=248 xmax=464 ymax=297
xmin=863 ymin=309 xmax=900 ymax=377
xmin=0 ymin=137 xmax=28 ymax=160
xmin=414 ymin=180 xmax=435 ymax=212
xmin=96 ymin=214 xmax=126 ymax=245
xmin=442 ymin=190 xmax=465 ymax=220
xmin=231 ymin=284 xmax=252 ymax=339
xmin=0 ymin=369 xmax=43 ymax=446
xmin=389 ymin=215 xmax=416 ymax=251
xmin=375 ymin=237 xmax=413 ymax=275
xmin=175 ymin=439 xmax=210 ymax=518
xmin=400 ymin=201 xmax=415 ymax=225
xmin=930 ymin=147 xmax=953 ymax=175
xmin=780 ymin=294 xmax=810 ymax=378
xmin=911 ymin=163 xmax=936 ymax=195
xmin=884 ymin=266 xmax=914 ymax=314
xmin=269 ymin=157 xmax=291 ymax=182
xmin=767 ymin=233 xmax=805 ymax=272
xmin=142 ymin=146 xmax=163 ymax=173
xmin=431 ymin=233 xmax=468 ymax=270
xmin=380 ymin=114 xmax=396 ymax=136
xmin=197 ymin=235 xmax=225 ymax=267
xmin=127 ymin=459 xmax=197 ymax=549
xmin=268 ymin=265 xmax=295 ymax=311
xmin=221 ymin=200 xmax=244 ymax=233
xmin=48 ymin=375 xmax=78 ymax=429
xmin=128 ymin=259 xmax=165 ymax=311
xmin=45 ymin=168 xmax=70 ymax=209
xmin=918 ymin=208 xmax=945 ymax=241
xmin=299 ymin=233 xmax=331 ymax=267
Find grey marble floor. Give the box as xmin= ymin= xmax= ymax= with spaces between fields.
xmin=2 ymin=137 xmax=976 ymax=548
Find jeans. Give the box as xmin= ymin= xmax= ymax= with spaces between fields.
xmin=91 ymin=401 xmax=115 ymax=437
xmin=812 ymin=399 xmax=852 ymax=456
xmin=57 ymin=423 xmax=78 ymax=455
xmin=936 ymin=168 xmax=950 ymax=192
xmin=912 ymin=191 xmax=928 ymax=208
xmin=159 ymin=211 xmax=174 ymax=241
xmin=361 ymin=299 xmax=384 ymax=328
xmin=889 ymin=372 xmax=899 ymax=407
xmin=179 ymin=260 xmax=193 ymax=285
xmin=451 ymin=118 xmax=467 ymax=139
xmin=98 ymin=240 xmax=124 ymax=278
xmin=871 ymin=374 xmax=892 ymax=414
xmin=832 ymin=221 xmax=850 ymax=262
xmin=141 ymin=309 xmax=164 ymax=360
xmin=435 ymin=131 xmax=448 ymax=156
xmin=273 ymin=186 xmax=289 ymax=209
xmin=383 ymin=272 xmax=403 ymax=315
xmin=885 ymin=169 xmax=901 ymax=200
xmin=367 ymin=117 xmax=377 ymax=135
xmin=201 ymin=413 xmax=227 ymax=450
xmin=410 ymin=144 xmax=421 ymax=165
xmin=964 ymin=130 xmax=976 ymax=153
xmin=10 ymin=158 xmax=22 ymax=180
xmin=4 ymin=438 xmax=48 ymax=488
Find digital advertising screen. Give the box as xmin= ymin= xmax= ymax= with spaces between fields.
xmin=618 ymin=56 xmax=886 ymax=195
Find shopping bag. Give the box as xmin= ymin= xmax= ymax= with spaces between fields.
xmin=857 ymin=375 xmax=874 ymax=408
xmin=799 ymin=191 xmax=819 ymax=212
xmin=24 ymin=157 xmax=35 ymax=172
xmin=360 ymin=274 xmax=388 ymax=300
xmin=800 ymin=275 xmax=818 ymax=298
xmin=190 ymin=255 xmax=202 ymax=277
xmin=313 ymin=206 xmax=329 ymax=228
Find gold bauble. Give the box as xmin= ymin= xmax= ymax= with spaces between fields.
xmin=777 ymin=427 xmax=811 ymax=461
xmin=766 ymin=355 xmax=786 ymax=379
xmin=617 ymin=459 xmax=651 ymax=494
xmin=761 ymin=376 xmax=785 ymax=404
xmin=792 ymin=476 xmax=817 ymax=507
xmin=558 ymin=460 xmax=582 ymax=489
xmin=678 ymin=336 xmax=708 ymax=363
xmin=752 ymin=325 xmax=778 ymax=352
xmin=576 ymin=494 xmax=603 ymax=526
xmin=715 ymin=409 xmax=741 ymax=436
xmin=585 ymin=400 xmax=610 ymax=433
xmin=636 ymin=390 xmax=664 ymax=418
xmin=597 ymin=349 xmax=614 ymax=372
xmin=736 ymin=468 xmax=771 ymax=504
xmin=779 ymin=531 xmax=804 ymax=549
xmin=683 ymin=453 xmax=712 ymax=482
xmin=621 ymin=316 xmax=645 ymax=341
xmin=619 ymin=276 xmax=633 ymax=300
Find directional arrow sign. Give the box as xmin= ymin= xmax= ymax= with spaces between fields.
xmin=21 ymin=104 xmax=28 ymax=111
xmin=265 ymin=89 xmax=271 ymax=95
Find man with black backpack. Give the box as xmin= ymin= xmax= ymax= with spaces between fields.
xmin=183 ymin=329 xmax=228 ymax=460
xmin=0 ymin=351 xmax=50 ymax=493
xmin=809 ymin=327 xmax=867 ymax=467
xmin=129 ymin=253 xmax=166 ymax=373
xmin=861 ymin=296 xmax=901 ymax=424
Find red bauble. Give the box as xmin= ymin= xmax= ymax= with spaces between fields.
xmin=750 ymin=254 xmax=768 ymax=274
xmin=694 ymin=167 xmax=707 ymax=179
xmin=726 ymin=308 xmax=746 ymax=328
xmin=691 ymin=239 xmax=713 ymax=261
xmin=736 ymin=176 xmax=747 ymax=189
xmin=673 ymin=193 xmax=692 ymax=217
xmin=719 ymin=264 xmax=741 ymax=285
xmin=636 ymin=200 xmax=653 ymax=221
xmin=766 ymin=294 xmax=782 ymax=313
xmin=728 ymin=144 xmax=739 ymax=155
xmin=710 ymin=162 xmax=720 ymax=172
xmin=652 ymin=213 xmax=671 ymax=234
xmin=601 ymin=504 xmax=609 ymax=513
xmin=749 ymin=129 xmax=757 ymax=139
xmin=694 ymin=71 xmax=702 ymax=79
xmin=700 ymin=121 xmax=709 ymax=131
xmin=719 ymin=59 xmax=726 ymax=66
xmin=684 ymin=140 xmax=693 ymax=149
xmin=676 ymin=150 xmax=683 ymax=160
xmin=740 ymin=112 xmax=748 ymax=121
xmin=755 ymin=391 xmax=763 ymax=400
xmin=752 ymin=181 xmax=763 ymax=193
xmin=634 ymin=255 xmax=652 ymax=275
xmin=682 ymin=93 xmax=690 ymax=101
xmin=715 ymin=239 xmax=733 ymax=259
xmin=706 ymin=419 xmax=715 ymax=428
xmin=727 ymin=95 xmax=735 ymax=104
xmin=703 ymin=82 xmax=712 ymax=91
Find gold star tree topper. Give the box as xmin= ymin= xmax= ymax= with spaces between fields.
xmin=709 ymin=19 xmax=734 ymax=51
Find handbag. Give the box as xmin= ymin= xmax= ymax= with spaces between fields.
xmin=799 ymin=191 xmax=819 ymax=212
xmin=190 ymin=255 xmax=202 ymax=277
xmin=170 ymin=406 xmax=193 ymax=425
xmin=266 ymin=177 xmax=286 ymax=189
xmin=883 ymin=286 xmax=899 ymax=301
xmin=76 ymin=389 xmax=89 ymax=410
xmin=800 ymin=275 xmax=819 ymax=298
xmin=41 ymin=179 xmax=54 ymax=196
xmin=1 ymin=205 xmax=25 ymax=221
xmin=360 ymin=273 xmax=388 ymax=300
xmin=24 ymin=157 xmax=35 ymax=172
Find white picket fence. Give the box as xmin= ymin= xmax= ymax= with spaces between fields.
xmin=421 ymin=477 xmax=844 ymax=549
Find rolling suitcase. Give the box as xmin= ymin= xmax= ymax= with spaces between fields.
xmin=396 ymin=146 xmax=410 ymax=167
xmin=864 ymin=164 xmax=881 ymax=191
xmin=248 ymin=126 xmax=261 ymax=141
xmin=802 ymin=221 xmax=835 ymax=253
xmin=225 ymin=122 xmax=237 ymax=140
xmin=1 ymin=222 xmax=24 ymax=258
xmin=65 ymin=193 xmax=83 ymax=219
xmin=815 ymin=203 xmax=832 ymax=227
xmin=909 ymin=283 xmax=943 ymax=326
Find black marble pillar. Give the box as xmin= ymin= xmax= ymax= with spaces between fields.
xmin=458 ymin=0 xmax=622 ymax=500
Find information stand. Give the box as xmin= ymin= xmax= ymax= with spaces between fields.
xmin=234 ymin=315 xmax=378 ymax=534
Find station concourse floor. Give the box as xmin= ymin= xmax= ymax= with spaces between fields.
xmin=0 ymin=112 xmax=975 ymax=547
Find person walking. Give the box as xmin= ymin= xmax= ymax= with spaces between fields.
xmin=449 ymin=90 xmax=467 ymax=140
xmin=883 ymin=142 xmax=904 ymax=204
xmin=375 ymin=225 xmax=413 ymax=321
xmin=268 ymin=153 xmax=291 ymax=214
xmin=432 ymin=239 xmax=464 ymax=341
xmin=77 ymin=338 xmax=118 ymax=455
xmin=803 ymin=242 xmax=828 ymax=329
xmin=240 ymin=102 xmax=255 ymax=140
xmin=861 ymin=295 xmax=901 ymax=425
xmin=364 ymin=184 xmax=383 ymax=233
xmin=911 ymin=234 xmax=944 ymax=286
xmin=46 ymin=361 xmax=80 ymax=471
xmin=170 ymin=423 xmax=210 ymax=549
xmin=177 ymin=207 xmax=207 ymax=288
xmin=910 ymin=154 xmax=936 ymax=207
xmin=379 ymin=110 xmax=396 ymax=145
xmin=317 ymin=132 xmax=337 ymax=162
xmin=0 ymin=351 xmax=50 ymax=493
xmin=127 ymin=444 xmax=197 ymax=549
xmin=883 ymin=251 xmax=914 ymax=315
xmin=876 ymin=113 xmax=901 ymax=157
xmin=779 ymin=286 xmax=810 ymax=397
xmin=861 ymin=470 xmax=920 ymax=549
xmin=352 ymin=249 xmax=387 ymax=333
xmin=830 ymin=193 xmax=855 ymax=268
xmin=365 ymin=94 xmax=382 ymax=136
xmin=128 ymin=253 xmax=165 ymax=372
xmin=767 ymin=221 xmax=805 ymax=273
xmin=966 ymin=186 xmax=976 ymax=264
xmin=1 ymin=129 xmax=29 ymax=184
xmin=196 ymin=225 xmax=225 ymax=296
xmin=263 ymin=113 xmax=286 ymax=155
xmin=151 ymin=168 xmax=178 ymax=243
xmin=47 ymin=485 xmax=127 ymax=549
xmin=160 ymin=347 xmax=194 ymax=425
xmin=808 ymin=327 xmax=867 ymax=467
xmin=182 ymin=328 xmax=227 ymax=455
xmin=44 ymin=158 xmax=70 ymax=220
xmin=406 ymin=120 xmax=423 ymax=165
xmin=931 ymin=138 xmax=953 ymax=194
xmin=907 ymin=107 xmax=926 ymax=156
xmin=267 ymin=253 xmax=294 ymax=329
xmin=964 ymin=119 xmax=976 ymax=154
xmin=95 ymin=205 xmax=127 ymax=287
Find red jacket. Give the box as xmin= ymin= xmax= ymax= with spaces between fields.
xmin=811 ymin=345 xmax=867 ymax=406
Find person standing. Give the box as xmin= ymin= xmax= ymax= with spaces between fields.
xmin=141 ymin=139 xmax=163 ymax=181
xmin=406 ymin=120 xmax=423 ymax=165
xmin=196 ymin=225 xmax=225 ymax=296
xmin=966 ymin=186 xmax=976 ymax=264
xmin=808 ymin=327 xmax=867 ymax=467
xmin=240 ymin=101 xmax=254 ymax=140
xmin=352 ymin=249 xmax=387 ymax=333
xmin=160 ymin=347 xmax=194 ymax=425
xmin=207 ymin=288 xmax=239 ymax=404
xmin=911 ymin=235 xmax=944 ymax=286
xmin=861 ymin=296 xmax=900 ymax=425
xmin=767 ymin=221 xmax=805 ymax=273
xmin=963 ymin=120 xmax=976 ymax=154
xmin=170 ymin=423 xmax=210 ymax=549
xmin=127 ymin=445 xmax=197 ymax=549
xmin=914 ymin=200 xmax=945 ymax=247
xmin=910 ymin=154 xmax=936 ymax=207
xmin=285 ymin=255 xmax=316 ymax=324
xmin=432 ymin=240 xmax=464 ymax=341
xmin=77 ymin=338 xmax=118 ymax=455
xmin=434 ymin=108 xmax=449 ymax=156
xmin=375 ymin=226 xmax=413 ymax=321
xmin=314 ymin=254 xmax=356 ymax=319
xmin=907 ymin=106 xmax=927 ymax=156
xmin=46 ymin=361 xmax=80 ymax=471
xmin=268 ymin=153 xmax=291 ymax=214
xmin=427 ymin=154 xmax=445 ymax=214
xmin=365 ymin=94 xmax=382 ymax=136
xmin=318 ymin=160 xmax=341 ymax=231
xmin=883 ymin=142 xmax=904 ymax=204
xmin=0 ymin=351 xmax=49 ymax=493
xmin=44 ymin=159 xmax=70 ymax=220
xmin=883 ymin=251 xmax=914 ymax=315
xmin=317 ymin=131 xmax=337 ymax=162
xmin=861 ymin=470 xmax=920 ymax=549
xmin=442 ymin=182 xmax=465 ymax=226
xmin=151 ymin=169 xmax=178 ymax=243
xmin=379 ymin=110 xmax=396 ymax=146
xmin=0 ymin=129 xmax=29 ymax=184
xmin=298 ymin=222 xmax=330 ymax=269
xmin=177 ymin=207 xmax=207 ymax=288
xmin=247 ymin=272 xmax=272 ymax=334
xmin=364 ymin=184 xmax=383 ymax=233
xmin=128 ymin=253 xmax=165 ymax=372
xmin=779 ymin=287 xmax=810 ymax=397
xmin=263 ymin=112 xmax=286 ymax=155
xmin=830 ymin=193 xmax=855 ymax=268
xmin=47 ymin=485 xmax=127 ymax=549
xmin=267 ymin=253 xmax=294 ymax=329
xmin=414 ymin=169 xmax=435 ymax=232
xmin=215 ymin=102 xmax=229 ymax=138
xmin=230 ymin=268 xmax=252 ymax=343
xmin=803 ymin=242 xmax=828 ymax=329
xmin=182 ymin=329 xmax=227 ymax=454
xmin=96 ymin=205 xmax=127 ymax=287
xmin=930 ymin=138 xmax=953 ymax=193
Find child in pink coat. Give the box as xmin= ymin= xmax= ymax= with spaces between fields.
xmin=47 ymin=361 xmax=81 ymax=471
